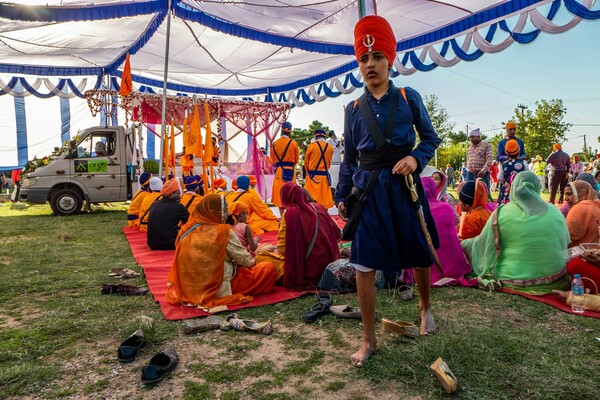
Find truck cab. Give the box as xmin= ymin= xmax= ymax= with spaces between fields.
xmin=20 ymin=125 xmax=137 ymax=215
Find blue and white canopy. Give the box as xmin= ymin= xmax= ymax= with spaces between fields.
xmin=1 ymin=0 xmax=598 ymax=169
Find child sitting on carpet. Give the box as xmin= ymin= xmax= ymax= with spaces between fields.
xmin=457 ymin=179 xmax=491 ymax=240
xmin=228 ymin=200 xmax=264 ymax=256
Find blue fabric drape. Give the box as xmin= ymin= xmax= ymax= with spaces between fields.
xmin=13 ymin=81 xmax=28 ymax=167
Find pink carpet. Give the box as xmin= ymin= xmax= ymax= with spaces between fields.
xmin=500 ymin=288 xmax=600 ymax=319
xmin=122 ymin=227 xmax=308 ymax=320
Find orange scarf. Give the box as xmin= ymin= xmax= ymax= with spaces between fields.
xmin=166 ymin=194 xmax=252 ymax=307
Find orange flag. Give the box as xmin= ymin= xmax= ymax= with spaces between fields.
xmin=119 ymin=53 xmax=133 ymax=96
xmin=202 ymin=102 xmax=213 ymax=165
xmin=169 ymin=120 xmax=176 ymax=173
xmin=188 ymin=105 xmax=203 ymax=158
xmin=182 ymin=115 xmax=189 ymax=150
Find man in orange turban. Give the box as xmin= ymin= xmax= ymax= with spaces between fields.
xmin=210 ymin=178 xmax=227 ymax=194
xmin=336 ymin=15 xmax=442 ymax=367
xmin=497 ymin=120 xmax=526 ymax=162
xmin=546 ymin=142 xmax=571 ymax=204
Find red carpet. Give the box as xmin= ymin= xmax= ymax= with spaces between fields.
xmin=500 ymin=288 xmax=600 ymax=319
xmin=122 ymin=227 xmax=308 ymax=320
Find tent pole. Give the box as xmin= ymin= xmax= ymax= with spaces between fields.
xmin=158 ymin=0 xmax=173 ymax=179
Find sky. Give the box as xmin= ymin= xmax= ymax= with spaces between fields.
xmin=288 ymin=17 xmax=600 ymax=158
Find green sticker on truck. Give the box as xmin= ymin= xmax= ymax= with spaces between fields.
xmin=74 ymin=160 xmax=108 ymax=173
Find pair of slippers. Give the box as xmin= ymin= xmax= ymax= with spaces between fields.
xmin=108 ymin=268 xmax=140 ymax=279
xmin=303 ymin=291 xmax=361 ymax=323
xmin=117 ymin=323 xmax=178 ymax=384
xmin=182 ymin=314 xmax=273 ymax=335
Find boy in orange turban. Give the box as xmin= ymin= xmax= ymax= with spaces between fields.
xmin=497 ymin=139 xmax=530 ymax=204
xmin=336 ymin=15 xmax=442 ymax=367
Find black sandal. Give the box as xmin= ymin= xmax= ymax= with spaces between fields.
xmin=303 ymin=302 xmax=331 ymax=323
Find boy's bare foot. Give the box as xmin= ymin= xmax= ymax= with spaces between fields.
xmin=349 ymin=341 xmax=377 ymax=368
xmin=420 ymin=307 xmax=435 ymax=336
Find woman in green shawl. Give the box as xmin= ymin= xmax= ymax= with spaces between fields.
xmin=462 ymin=171 xmax=570 ymax=294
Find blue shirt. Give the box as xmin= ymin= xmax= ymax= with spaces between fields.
xmin=335 ymin=84 xmax=441 ymax=203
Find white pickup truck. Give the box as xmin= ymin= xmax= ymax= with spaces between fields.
xmin=20 ymin=125 xmax=140 ymax=215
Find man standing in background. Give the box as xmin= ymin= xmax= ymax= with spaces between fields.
xmin=546 ymin=144 xmax=570 ymax=204
xmin=466 ymin=128 xmax=493 ymax=190
xmin=327 ymin=131 xmax=342 ymax=198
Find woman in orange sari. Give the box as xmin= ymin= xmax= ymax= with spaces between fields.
xmin=166 ymin=194 xmax=277 ymax=309
xmin=457 ymin=179 xmax=491 ymax=240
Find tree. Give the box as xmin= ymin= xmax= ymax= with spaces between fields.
xmin=513 ymin=99 xmax=571 ymax=159
xmin=290 ymin=120 xmax=330 ymax=154
xmin=423 ymin=94 xmax=455 ymax=143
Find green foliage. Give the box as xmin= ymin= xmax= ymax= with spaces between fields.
xmin=423 ymin=94 xmax=455 ymax=143
xmin=290 ymin=120 xmax=331 ymax=153
xmin=143 ymin=158 xmax=159 ymax=174
xmin=514 ymin=99 xmax=572 ymax=159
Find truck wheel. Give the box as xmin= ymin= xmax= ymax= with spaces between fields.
xmin=50 ymin=189 xmax=83 ymax=216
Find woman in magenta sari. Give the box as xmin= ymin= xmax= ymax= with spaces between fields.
xmin=405 ymin=177 xmax=474 ymax=287
xmin=280 ymin=182 xmax=341 ymax=289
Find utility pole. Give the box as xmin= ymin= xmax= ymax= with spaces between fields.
xmin=517 ymin=104 xmax=527 ymax=119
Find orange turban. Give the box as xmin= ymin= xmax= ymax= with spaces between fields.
xmin=228 ymin=201 xmax=249 ymax=216
xmin=553 ymin=143 xmax=562 ymax=151
xmin=248 ymin=175 xmax=257 ymax=187
xmin=160 ymin=179 xmax=180 ymax=196
xmin=354 ymin=15 xmax=397 ymax=66
xmin=505 ymin=139 xmax=520 ymax=156
xmin=213 ymin=178 xmax=227 ymax=189
xmin=506 ymin=121 xmax=517 ymax=130
xmin=231 ymin=178 xmax=238 ymax=190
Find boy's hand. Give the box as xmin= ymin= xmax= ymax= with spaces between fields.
xmin=337 ymin=202 xmax=347 ymax=221
xmin=392 ymin=155 xmax=417 ymax=175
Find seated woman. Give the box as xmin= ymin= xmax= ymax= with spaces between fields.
xmin=565 ymin=180 xmax=600 ymax=248
xmin=560 ymin=173 xmax=598 ymax=217
xmin=165 ymin=194 xmax=277 ymax=309
xmin=404 ymin=177 xmax=472 ymax=286
xmin=430 ymin=170 xmax=459 ymax=226
xmin=256 ymin=182 xmax=341 ymax=289
xmin=457 ymin=180 xmax=491 ymax=240
xmin=462 ymin=172 xmax=570 ymax=294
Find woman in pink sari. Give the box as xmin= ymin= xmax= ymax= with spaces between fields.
xmin=405 ymin=177 xmax=474 ymax=287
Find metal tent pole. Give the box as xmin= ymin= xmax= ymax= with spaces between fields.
xmin=158 ymin=0 xmax=173 ymax=179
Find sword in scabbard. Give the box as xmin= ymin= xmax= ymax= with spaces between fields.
xmin=405 ymin=173 xmax=443 ymax=274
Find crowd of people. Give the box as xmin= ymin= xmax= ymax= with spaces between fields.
xmin=121 ymin=14 xmax=599 ymax=371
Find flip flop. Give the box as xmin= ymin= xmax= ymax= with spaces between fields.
xmin=108 ymin=268 xmax=141 ymax=279
xmin=329 ymin=305 xmax=361 ymax=320
xmin=315 ymin=290 xmax=333 ymax=306
xmin=381 ymin=318 xmax=419 ymax=338
xmin=429 ymin=357 xmax=458 ymax=394
xmin=303 ymin=302 xmax=331 ymax=324
xmin=182 ymin=316 xmax=231 ymax=334
xmin=141 ymin=347 xmax=179 ymax=384
xmin=225 ymin=314 xmax=273 ymax=335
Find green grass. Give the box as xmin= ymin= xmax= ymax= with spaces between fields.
xmin=0 ymin=202 xmax=599 ymax=399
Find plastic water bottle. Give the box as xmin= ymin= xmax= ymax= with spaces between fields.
xmin=571 ymin=274 xmax=585 ymax=313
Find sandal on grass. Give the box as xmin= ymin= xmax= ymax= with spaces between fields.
xmin=329 ymin=305 xmax=361 ymax=320
xmin=225 ymin=314 xmax=273 ymax=335
xmin=108 ymin=268 xmax=141 ymax=279
xmin=429 ymin=357 xmax=458 ymax=394
xmin=303 ymin=302 xmax=331 ymax=324
xmin=381 ymin=318 xmax=419 ymax=338
xmin=182 ymin=316 xmax=231 ymax=335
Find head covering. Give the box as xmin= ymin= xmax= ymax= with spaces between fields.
xmin=431 ymin=170 xmax=448 ymax=201
xmin=469 ymin=128 xmax=481 ymax=137
xmin=553 ymin=143 xmax=562 ymax=151
xmin=139 ymin=171 xmax=152 ymax=188
xmin=535 ymin=155 xmax=542 ymax=161
xmin=212 ymin=178 xmax=227 ymax=190
xmin=231 ymin=178 xmax=238 ymax=191
xmin=506 ymin=121 xmax=517 ymax=130
xmin=161 ymin=178 xmax=180 ymax=196
xmin=573 ymin=155 xmax=580 ymax=162
xmin=575 ymin=173 xmax=597 ymax=191
xmin=509 ymin=171 xmax=548 ymax=216
xmin=353 ymin=15 xmax=397 ymax=66
xmin=248 ymin=175 xmax=257 ymax=187
xmin=149 ymin=177 xmax=163 ymax=192
xmin=505 ymin=139 xmax=520 ymax=156
xmin=281 ymin=121 xmax=292 ymax=134
xmin=280 ymin=182 xmax=340 ymax=289
xmin=314 ymin=129 xmax=327 ymax=138
xmin=569 ymin=181 xmax=598 ymax=205
xmin=459 ymin=181 xmax=477 ymax=206
xmin=184 ymin=176 xmax=198 ymax=191
xmin=228 ymin=201 xmax=249 ymax=217
xmin=237 ymin=175 xmax=250 ymax=190
xmin=165 ymin=194 xmax=245 ymax=308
